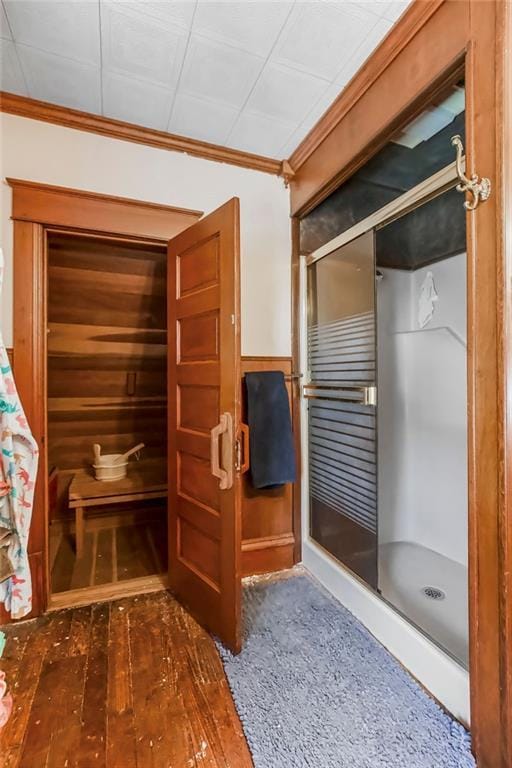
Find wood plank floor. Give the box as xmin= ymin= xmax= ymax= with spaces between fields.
xmin=0 ymin=592 xmax=253 ymax=768
xmin=50 ymin=518 xmax=168 ymax=594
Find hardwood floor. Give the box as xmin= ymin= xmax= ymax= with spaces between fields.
xmin=0 ymin=591 xmax=253 ymax=768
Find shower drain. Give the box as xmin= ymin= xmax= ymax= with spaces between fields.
xmin=422 ymin=586 xmax=446 ymax=601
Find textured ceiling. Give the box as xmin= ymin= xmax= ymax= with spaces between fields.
xmin=0 ymin=0 xmax=411 ymax=159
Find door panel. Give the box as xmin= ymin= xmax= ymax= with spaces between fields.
xmin=168 ymin=198 xmax=242 ymax=653
xmin=306 ymin=231 xmax=378 ymax=588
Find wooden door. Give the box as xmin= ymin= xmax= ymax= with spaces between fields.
xmin=167 ymin=198 xmax=242 ymax=653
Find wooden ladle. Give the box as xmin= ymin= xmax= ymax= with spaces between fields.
xmin=113 ymin=442 xmax=145 ymax=464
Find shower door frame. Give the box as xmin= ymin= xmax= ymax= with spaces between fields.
xmin=289 ymin=2 xmax=512 ymax=765
xmin=301 ymin=161 xmax=463 ymax=588
xmin=304 ymin=230 xmax=379 ymax=588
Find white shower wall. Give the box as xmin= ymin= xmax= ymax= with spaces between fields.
xmin=377 ymin=253 xmax=468 ymax=566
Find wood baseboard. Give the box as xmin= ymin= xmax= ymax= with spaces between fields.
xmin=241 ymin=534 xmax=295 ymax=577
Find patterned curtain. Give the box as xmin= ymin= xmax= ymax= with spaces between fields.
xmin=0 ymin=249 xmax=39 ymax=619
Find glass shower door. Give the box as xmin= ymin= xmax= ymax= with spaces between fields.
xmin=306 ymin=231 xmax=378 ymax=588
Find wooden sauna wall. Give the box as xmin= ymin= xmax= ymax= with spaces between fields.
xmin=47 ymin=233 xmax=167 ymax=519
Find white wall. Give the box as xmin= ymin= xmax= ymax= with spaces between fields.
xmin=377 ymin=254 xmax=468 ymax=566
xmin=0 ymin=113 xmax=291 ymax=356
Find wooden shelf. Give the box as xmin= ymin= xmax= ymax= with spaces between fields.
xmin=48 ymin=396 xmax=167 ymax=413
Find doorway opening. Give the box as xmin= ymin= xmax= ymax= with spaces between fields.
xmin=47 ymin=231 xmax=169 ymax=605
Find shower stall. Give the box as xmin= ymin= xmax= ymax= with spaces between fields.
xmin=301 ymin=81 xmax=469 ymax=708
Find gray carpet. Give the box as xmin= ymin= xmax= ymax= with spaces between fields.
xmin=218 ymin=576 xmax=475 ymax=768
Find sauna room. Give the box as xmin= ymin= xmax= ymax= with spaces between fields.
xmin=47 ymin=232 xmax=168 ymax=600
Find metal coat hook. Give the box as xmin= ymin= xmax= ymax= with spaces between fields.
xmin=451 ymin=134 xmax=491 ymax=211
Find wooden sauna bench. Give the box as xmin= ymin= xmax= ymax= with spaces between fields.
xmin=68 ymin=458 xmax=167 ymax=558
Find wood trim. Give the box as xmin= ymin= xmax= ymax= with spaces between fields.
xmin=465 ymin=3 xmax=507 ymax=763
xmin=241 ymin=536 xmax=295 ymax=578
xmin=0 ymin=91 xmax=283 ymax=176
xmin=240 ymin=355 xmax=292 ymax=365
xmin=5 ymin=347 xmax=13 ymax=366
xmin=290 ymin=219 xmax=302 ymax=565
xmin=289 ymin=0 xmax=468 ymax=215
xmin=288 ymin=0 xmax=444 ymax=173
xmin=498 ymin=0 xmax=512 ymax=762
xmin=241 ymin=533 xmax=295 ymax=552
xmin=48 ymin=573 xmax=169 ymax=611
xmin=6 ymin=178 xmax=202 ymax=241
xmin=12 ymin=220 xmax=47 ymax=620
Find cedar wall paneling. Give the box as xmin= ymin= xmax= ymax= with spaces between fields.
xmin=240 ymin=357 xmax=296 ymax=576
xmin=47 ymin=233 xmax=167 ymax=518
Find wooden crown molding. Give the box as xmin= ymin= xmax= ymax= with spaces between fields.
xmin=0 ymin=91 xmax=283 ymax=177
xmin=287 ymin=0 xmax=445 ymax=173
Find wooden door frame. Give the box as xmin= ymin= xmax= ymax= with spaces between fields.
xmin=289 ymin=2 xmax=511 ymax=765
xmin=500 ymin=1 xmax=512 ymax=762
xmin=2 ymin=178 xmax=202 ymax=621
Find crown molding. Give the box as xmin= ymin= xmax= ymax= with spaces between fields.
xmin=0 ymin=91 xmax=284 ymax=177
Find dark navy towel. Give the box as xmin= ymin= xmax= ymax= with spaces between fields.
xmin=245 ymin=371 xmax=296 ymax=489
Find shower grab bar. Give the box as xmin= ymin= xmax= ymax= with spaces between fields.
xmin=303 ymin=384 xmax=377 ymax=406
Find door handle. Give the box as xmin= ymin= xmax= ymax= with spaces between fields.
xmin=363 ymin=386 xmax=377 ymax=406
xmin=236 ymin=423 xmax=250 ymax=474
xmin=303 ymin=384 xmax=377 ymax=406
xmin=210 ymin=412 xmax=234 ymax=490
